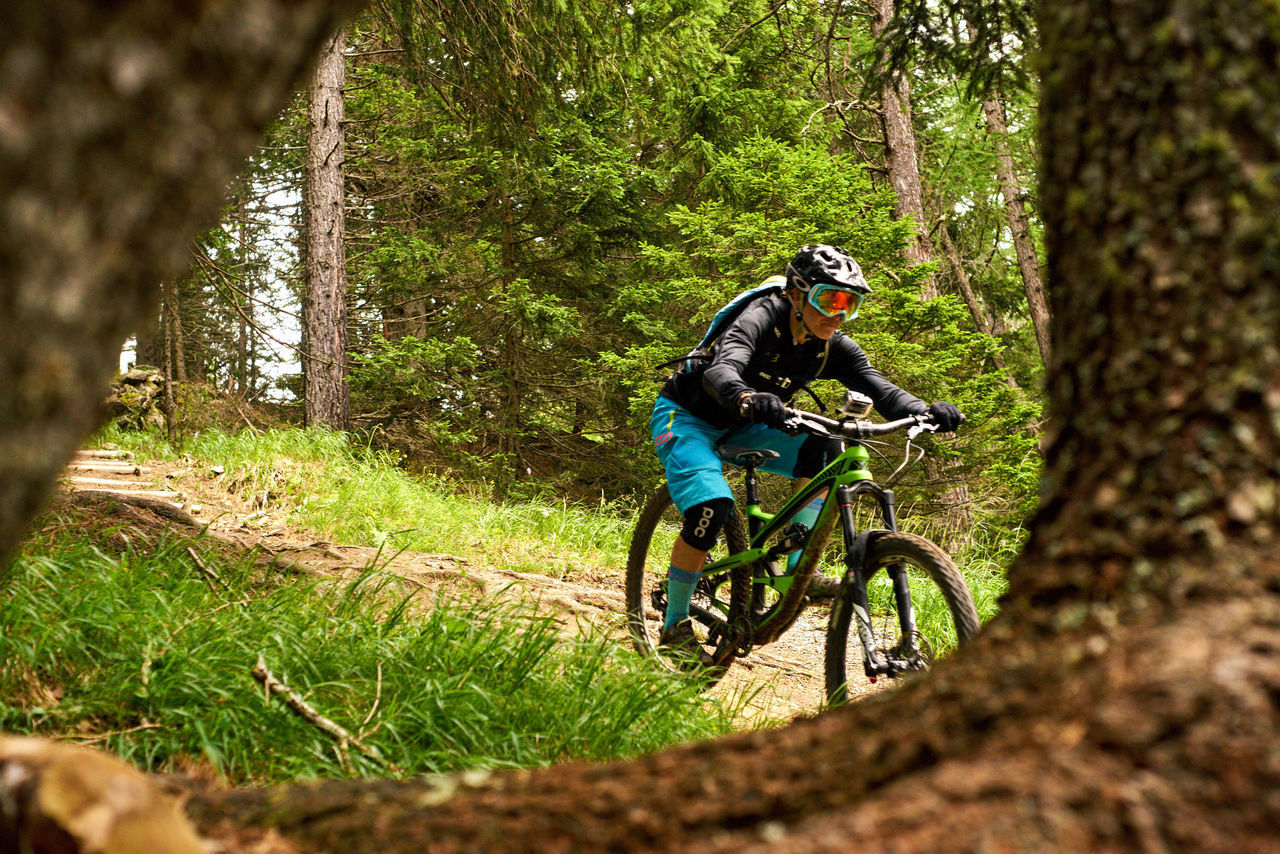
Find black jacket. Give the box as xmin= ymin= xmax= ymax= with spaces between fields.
xmin=660 ymin=291 xmax=927 ymax=428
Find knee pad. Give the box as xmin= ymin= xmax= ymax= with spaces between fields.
xmin=680 ymin=497 xmax=735 ymax=551
xmin=794 ymin=434 xmax=844 ymax=479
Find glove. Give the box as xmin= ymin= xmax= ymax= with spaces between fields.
xmin=740 ymin=392 xmax=787 ymax=428
xmin=928 ymin=401 xmax=965 ymax=432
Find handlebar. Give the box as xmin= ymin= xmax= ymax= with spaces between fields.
xmin=780 ymin=408 xmax=939 ymax=441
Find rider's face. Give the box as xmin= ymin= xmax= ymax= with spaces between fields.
xmin=804 ymin=301 xmax=843 ymax=339
xmin=792 ymin=295 xmax=843 ymax=340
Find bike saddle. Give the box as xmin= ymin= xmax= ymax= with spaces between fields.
xmin=716 ymin=445 xmax=781 ymax=466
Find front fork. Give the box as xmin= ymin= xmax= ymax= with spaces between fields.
xmin=835 ymin=484 xmax=922 ymax=678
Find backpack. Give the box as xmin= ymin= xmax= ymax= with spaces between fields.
xmin=659 ymin=276 xmax=786 ymax=373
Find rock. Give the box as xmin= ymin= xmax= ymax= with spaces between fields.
xmin=107 ymin=366 xmax=167 ymax=432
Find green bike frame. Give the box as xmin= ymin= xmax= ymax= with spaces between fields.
xmin=696 ymin=440 xmax=898 ymax=630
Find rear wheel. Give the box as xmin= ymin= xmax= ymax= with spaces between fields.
xmin=824 ymin=532 xmax=979 ymax=704
xmin=624 ymin=484 xmax=749 ymax=668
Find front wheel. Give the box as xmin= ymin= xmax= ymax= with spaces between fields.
xmin=824 ymin=532 xmax=980 ymax=705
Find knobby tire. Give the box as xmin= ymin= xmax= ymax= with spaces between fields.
xmin=824 ymin=532 xmax=980 ymax=704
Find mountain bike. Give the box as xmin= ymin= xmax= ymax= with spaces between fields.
xmin=624 ymin=394 xmax=981 ymax=703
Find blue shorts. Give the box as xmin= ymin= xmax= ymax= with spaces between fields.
xmin=650 ymin=395 xmax=814 ymax=514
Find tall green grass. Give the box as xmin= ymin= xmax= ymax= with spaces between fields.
xmin=95 ymin=425 xmax=635 ymax=576
xmin=0 ymin=529 xmax=736 ymax=783
xmin=950 ymin=521 xmax=1021 ymax=622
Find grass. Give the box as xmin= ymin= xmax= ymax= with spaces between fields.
xmin=26 ymin=423 xmax=1019 ymax=780
xmin=95 ymin=425 xmax=635 ymax=577
xmin=0 ymin=526 xmax=738 ymax=783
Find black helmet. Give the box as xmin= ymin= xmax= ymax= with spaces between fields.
xmin=785 ymin=244 xmax=871 ymax=295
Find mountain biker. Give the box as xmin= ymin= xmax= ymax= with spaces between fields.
xmin=650 ymin=244 xmax=964 ymax=667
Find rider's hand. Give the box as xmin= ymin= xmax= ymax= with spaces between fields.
xmin=928 ymin=401 xmax=965 ymax=432
xmin=740 ymin=392 xmax=787 ymax=428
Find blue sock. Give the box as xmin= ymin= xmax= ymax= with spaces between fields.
xmin=663 ymin=564 xmax=701 ymax=631
xmin=787 ymin=496 xmax=827 ymax=571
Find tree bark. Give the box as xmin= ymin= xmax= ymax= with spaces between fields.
xmin=134 ymin=308 xmax=164 ymax=369
xmin=235 ymin=219 xmax=251 ymax=396
xmin=303 ymin=28 xmax=351 ymax=430
xmin=0 ymin=0 xmax=364 ymax=567
xmin=381 ymin=294 xmax=429 ymax=340
xmin=163 ymin=278 xmax=188 ymax=384
xmin=870 ymin=0 xmax=936 ymax=298
xmin=981 ymin=92 xmax=1053 ymax=368
xmin=498 ymin=190 xmax=525 ymax=483
xmin=869 ymin=0 xmax=971 ymax=535
xmin=937 ymin=220 xmax=1017 ymax=388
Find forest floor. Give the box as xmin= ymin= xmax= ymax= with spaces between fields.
xmin=62 ymin=450 xmax=885 ymax=727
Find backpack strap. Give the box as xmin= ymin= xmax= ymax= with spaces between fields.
xmin=654 ymin=350 xmax=710 ymax=372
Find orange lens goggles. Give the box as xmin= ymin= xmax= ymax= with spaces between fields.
xmin=808 ymin=284 xmax=863 ymax=318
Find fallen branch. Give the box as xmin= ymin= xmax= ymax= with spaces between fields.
xmin=359 ymin=662 xmax=383 ymax=732
xmin=64 ymin=721 xmax=164 ymax=745
xmin=250 ymin=655 xmax=383 ymax=764
xmin=187 ymin=545 xmax=229 ymax=592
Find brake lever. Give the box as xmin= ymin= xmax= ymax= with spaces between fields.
xmin=783 ymin=411 xmax=833 ymax=437
xmin=906 ymin=420 xmax=940 ymax=442
xmin=780 ymin=413 xmax=807 ymax=436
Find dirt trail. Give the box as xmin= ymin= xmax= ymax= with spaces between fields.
xmin=63 ymin=450 xmax=883 ymax=724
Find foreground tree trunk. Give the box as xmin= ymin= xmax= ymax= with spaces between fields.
xmin=3 ymin=1 xmax=1280 ymax=852
xmin=0 ymin=0 xmax=363 ymax=568
xmin=303 ymin=28 xmax=351 ymax=430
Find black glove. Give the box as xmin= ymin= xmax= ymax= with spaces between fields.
xmin=928 ymin=401 xmax=965 ymax=432
xmin=740 ymin=392 xmax=787 ymax=428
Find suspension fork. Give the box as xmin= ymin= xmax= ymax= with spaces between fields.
xmin=835 ymin=482 xmax=923 ymax=674
xmin=874 ymin=488 xmax=922 ymax=654
xmin=835 ymin=484 xmax=888 ymax=674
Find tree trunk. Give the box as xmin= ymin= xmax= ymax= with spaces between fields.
xmin=303 ymin=28 xmax=350 ymax=430
xmin=937 ymin=220 xmax=1018 ymax=388
xmin=163 ymin=292 xmax=179 ymax=447
xmin=235 ymin=220 xmax=251 ymax=396
xmin=134 ymin=308 xmax=165 ymax=369
xmin=381 ymin=294 xmax=429 ymax=340
xmin=498 ymin=190 xmax=525 ymax=483
xmin=165 ymin=279 xmax=188 ymax=383
xmin=870 ymin=0 xmax=936 ymax=298
xmin=0 ymin=0 xmax=360 ymax=568
xmin=868 ymin=0 xmax=971 ymax=536
xmin=981 ymin=92 xmax=1053 ymax=368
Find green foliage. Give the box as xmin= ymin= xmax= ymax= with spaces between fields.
xmin=175 ymin=0 xmax=1048 ymax=544
xmin=0 ymin=528 xmax=736 ymax=783
xmin=349 ymin=334 xmax=479 ymax=411
xmin=880 ymin=0 xmax=1038 ymax=98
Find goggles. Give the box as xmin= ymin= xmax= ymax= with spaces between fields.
xmin=807 ymin=283 xmax=864 ymax=319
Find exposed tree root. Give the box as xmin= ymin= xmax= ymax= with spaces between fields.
xmin=179 ymin=587 xmax=1280 ymax=853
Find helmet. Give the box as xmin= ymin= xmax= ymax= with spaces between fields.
xmin=785 ymin=244 xmax=871 ymax=296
